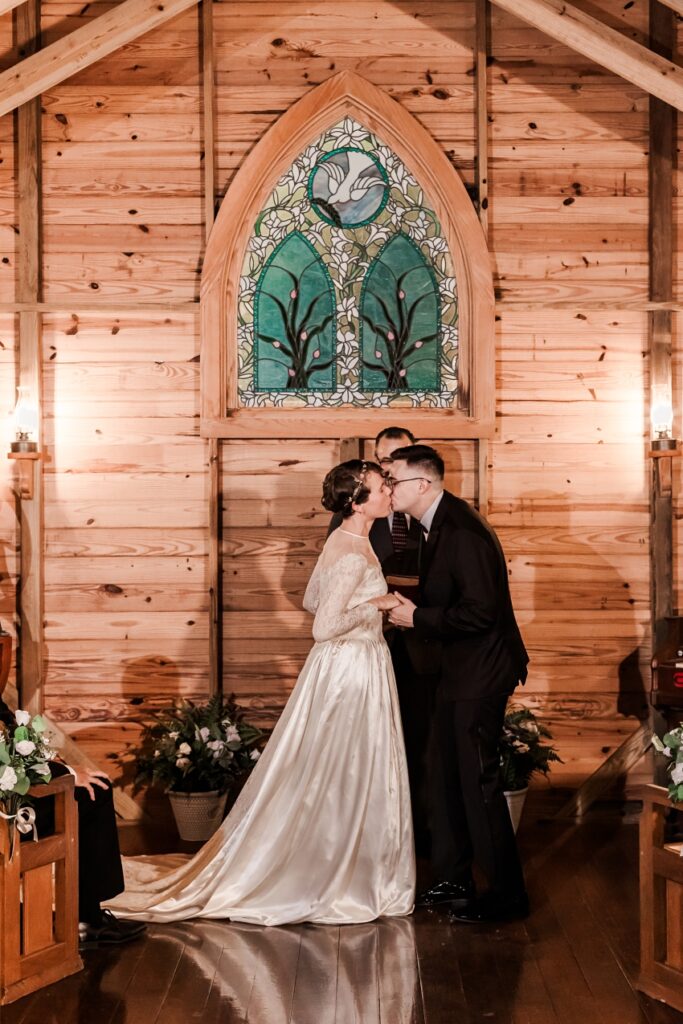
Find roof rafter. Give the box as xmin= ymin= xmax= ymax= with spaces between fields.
xmin=0 ymin=0 xmax=27 ymax=18
xmin=654 ymin=0 xmax=683 ymax=16
xmin=489 ymin=0 xmax=683 ymax=112
xmin=0 ymin=0 xmax=199 ymax=118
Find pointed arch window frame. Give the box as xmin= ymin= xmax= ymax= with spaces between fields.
xmin=200 ymin=71 xmax=494 ymax=439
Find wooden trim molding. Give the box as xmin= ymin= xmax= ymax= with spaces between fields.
xmin=200 ymin=71 xmax=495 ymax=440
xmin=14 ymin=0 xmax=44 ymax=717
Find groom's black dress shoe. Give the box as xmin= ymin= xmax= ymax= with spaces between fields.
xmin=79 ymin=909 xmax=147 ymax=949
xmin=416 ymin=880 xmax=476 ymax=908
xmin=448 ymin=892 xmax=529 ymax=924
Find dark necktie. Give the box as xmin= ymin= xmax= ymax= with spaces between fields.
xmin=391 ymin=511 xmax=409 ymax=553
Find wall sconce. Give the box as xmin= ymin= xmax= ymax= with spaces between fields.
xmin=7 ymin=386 xmax=40 ymax=499
xmin=650 ymin=399 xmax=678 ymax=457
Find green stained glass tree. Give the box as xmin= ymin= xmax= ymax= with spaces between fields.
xmin=255 ymin=233 xmax=336 ymax=391
xmin=360 ymin=233 xmax=440 ymax=391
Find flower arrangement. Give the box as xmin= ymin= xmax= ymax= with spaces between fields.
xmin=499 ymin=706 xmax=562 ymax=792
xmin=134 ymin=695 xmax=264 ymax=795
xmin=0 ymin=709 xmax=55 ymax=856
xmin=652 ymin=727 xmax=683 ymax=802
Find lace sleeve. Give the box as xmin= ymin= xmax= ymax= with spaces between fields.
xmin=309 ymin=552 xmax=380 ymax=643
xmin=302 ymin=561 xmax=321 ymax=615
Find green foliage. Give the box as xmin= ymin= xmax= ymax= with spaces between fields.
xmin=134 ymin=695 xmax=265 ymax=795
xmin=499 ymin=706 xmax=562 ymax=792
xmin=653 ymin=728 xmax=683 ymax=803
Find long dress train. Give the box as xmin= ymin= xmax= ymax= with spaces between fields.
xmin=107 ymin=528 xmax=415 ymax=926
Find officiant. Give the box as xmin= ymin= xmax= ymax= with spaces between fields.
xmin=328 ymin=426 xmax=434 ymax=855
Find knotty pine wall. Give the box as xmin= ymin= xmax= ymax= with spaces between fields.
xmin=0 ymin=0 xmax=670 ymax=790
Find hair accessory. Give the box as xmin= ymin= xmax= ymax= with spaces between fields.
xmin=348 ymin=461 xmax=369 ymax=507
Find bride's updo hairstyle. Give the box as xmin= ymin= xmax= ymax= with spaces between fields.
xmin=321 ymin=459 xmax=382 ymax=519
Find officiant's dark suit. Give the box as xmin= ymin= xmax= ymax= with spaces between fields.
xmin=327 ymin=508 xmax=434 ymax=852
xmin=0 ymin=695 xmax=125 ymax=923
xmin=412 ymin=489 xmax=529 ymax=903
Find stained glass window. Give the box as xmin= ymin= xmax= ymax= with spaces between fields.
xmin=238 ymin=117 xmax=458 ymax=409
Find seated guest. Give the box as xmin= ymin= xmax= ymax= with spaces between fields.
xmin=0 ymin=695 xmax=146 ymax=948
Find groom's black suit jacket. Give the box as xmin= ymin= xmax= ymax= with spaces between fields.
xmin=412 ymin=491 xmax=528 ymax=699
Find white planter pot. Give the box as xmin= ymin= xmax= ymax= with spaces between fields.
xmin=168 ymin=789 xmax=228 ymax=842
xmin=504 ymin=787 xmax=528 ymax=834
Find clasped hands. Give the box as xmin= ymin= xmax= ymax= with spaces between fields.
xmin=369 ymin=593 xmax=416 ymax=629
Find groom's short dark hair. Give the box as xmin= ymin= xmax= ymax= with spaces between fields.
xmin=390 ymin=444 xmax=444 ymax=480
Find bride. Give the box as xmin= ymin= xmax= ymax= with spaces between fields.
xmin=107 ymin=460 xmax=416 ymax=926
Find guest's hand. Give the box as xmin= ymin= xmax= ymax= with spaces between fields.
xmin=72 ymin=767 xmax=112 ymax=801
xmin=388 ymin=593 xmax=417 ymax=629
xmin=369 ymin=594 xmax=401 ymax=611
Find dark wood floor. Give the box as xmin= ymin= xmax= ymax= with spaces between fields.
xmin=2 ymin=792 xmax=683 ymax=1024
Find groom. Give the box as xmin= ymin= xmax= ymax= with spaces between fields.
xmin=387 ymin=444 xmax=530 ymax=923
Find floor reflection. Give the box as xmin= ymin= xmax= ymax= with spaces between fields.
xmin=162 ymin=915 xmax=420 ymax=1023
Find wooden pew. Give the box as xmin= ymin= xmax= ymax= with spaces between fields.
xmin=0 ymin=774 xmax=83 ymax=1005
xmin=638 ymin=783 xmax=683 ymax=1014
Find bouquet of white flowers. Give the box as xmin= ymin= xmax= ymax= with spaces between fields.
xmin=653 ymin=726 xmax=683 ymax=802
xmin=0 ymin=709 xmax=55 ymax=857
xmin=134 ymin=695 xmax=263 ymax=795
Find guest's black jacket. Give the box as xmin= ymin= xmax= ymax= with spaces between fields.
xmin=0 ymin=695 xmax=16 ymax=729
xmin=413 ymin=491 xmax=528 ymax=698
xmin=327 ymin=510 xmax=422 ymax=578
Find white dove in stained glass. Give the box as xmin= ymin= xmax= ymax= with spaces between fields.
xmin=321 ymin=151 xmax=385 ymax=205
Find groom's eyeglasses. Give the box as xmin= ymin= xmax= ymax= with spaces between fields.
xmin=385 ymin=476 xmax=431 ymax=489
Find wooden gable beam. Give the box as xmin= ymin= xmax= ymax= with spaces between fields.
xmin=490 ymin=0 xmax=683 ymax=112
xmin=0 ymin=0 xmax=27 ymax=18
xmin=654 ymin=0 xmax=683 ymax=15
xmin=0 ymin=0 xmax=199 ymax=118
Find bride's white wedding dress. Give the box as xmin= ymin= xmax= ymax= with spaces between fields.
xmin=107 ymin=528 xmax=415 ymax=926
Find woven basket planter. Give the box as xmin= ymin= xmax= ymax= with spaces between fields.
xmin=168 ymin=790 xmax=228 ymax=842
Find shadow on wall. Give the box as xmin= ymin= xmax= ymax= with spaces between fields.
xmin=113 ymin=656 xmax=186 ymax=826
xmin=510 ymin=490 xmax=647 ymax=783
xmin=223 ymin=441 xmax=332 ymax=731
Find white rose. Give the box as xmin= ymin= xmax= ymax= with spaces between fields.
xmin=0 ymin=766 xmax=18 ymax=790
xmin=169 ymin=731 xmax=179 ymax=741
xmin=196 ymin=727 xmax=210 ymax=743
xmin=226 ymin=726 xmax=240 ymax=744
xmin=176 ymin=756 xmax=190 ymax=768
xmin=14 ymin=710 xmax=30 ymax=727
xmin=33 ymin=763 xmax=50 ymax=776
xmin=178 ymin=742 xmax=191 ymax=755
xmin=672 ymin=763 xmax=683 ymax=785
xmin=15 ymin=740 xmax=36 ymax=756
xmin=154 ymin=750 xmax=161 ymax=758
xmin=250 ymin=749 xmax=261 ymax=762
